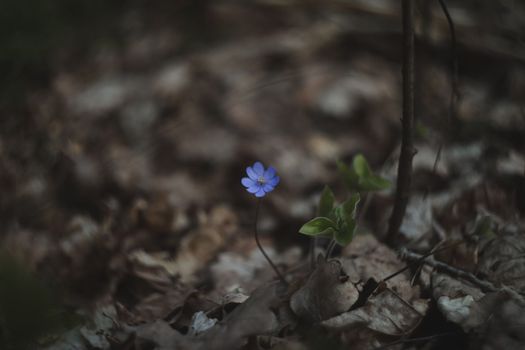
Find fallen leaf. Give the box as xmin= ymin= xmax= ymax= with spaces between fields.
xmin=188 ymin=311 xmax=217 ymax=336
xmin=290 ymin=256 xmax=359 ymax=322
xmin=321 ymin=288 xmax=428 ymax=336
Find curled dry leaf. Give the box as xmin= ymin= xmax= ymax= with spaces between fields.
xmin=128 ymin=249 xmax=179 ymax=292
xmin=474 ymin=298 xmax=525 ymax=350
xmin=477 ymin=230 xmax=525 ymax=293
xmin=131 ymin=287 xmax=194 ymax=323
xmin=290 ymin=256 xmax=359 ymax=322
xmin=308 ymin=234 xmax=430 ymax=339
xmin=432 ymin=273 xmax=485 ymax=301
xmin=321 ymin=288 xmax=428 ymax=336
xmin=437 ymin=295 xmax=475 ymax=324
xmin=131 ymin=205 xmax=238 ymax=284
xmin=431 ymin=256 xmax=525 ymax=333
xmin=197 ymin=281 xmax=285 ymax=350
xmin=342 ymin=234 xmax=421 ymax=301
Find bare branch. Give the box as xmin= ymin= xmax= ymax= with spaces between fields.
xmin=386 ymin=0 xmax=416 ymax=246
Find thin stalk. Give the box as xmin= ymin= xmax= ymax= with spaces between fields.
xmin=254 ymin=199 xmax=287 ymax=285
xmin=325 ymin=239 xmax=337 ymax=260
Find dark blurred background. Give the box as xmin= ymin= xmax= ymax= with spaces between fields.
xmin=1 ymin=0 xmax=525 ymax=348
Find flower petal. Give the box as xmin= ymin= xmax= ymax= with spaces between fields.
xmin=241 ymin=177 xmax=255 ymax=188
xmin=263 ymin=183 xmax=275 ymax=193
xmin=268 ymin=176 xmax=280 ymax=187
xmin=255 ymin=188 xmax=266 ymax=197
xmin=264 ymin=166 xmax=276 ymax=179
xmin=247 ymin=184 xmax=260 ymax=193
xmin=246 ymin=166 xmax=258 ymax=180
xmin=252 ymin=162 xmax=265 ymax=176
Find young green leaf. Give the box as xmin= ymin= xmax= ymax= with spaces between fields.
xmin=332 ymin=193 xmax=360 ymax=246
xmin=339 ymin=155 xmax=391 ymax=192
xmin=352 ymin=154 xmax=372 ymax=178
xmin=334 ymin=193 xmax=359 ymax=227
xmin=337 ymin=160 xmax=359 ymax=191
xmin=317 ymin=185 xmax=335 ymax=217
xmin=342 ymin=193 xmax=360 ymax=221
xmin=299 ymin=217 xmax=337 ymax=236
xmin=334 ymin=221 xmax=357 ymax=246
xmin=359 ymin=175 xmax=391 ymax=191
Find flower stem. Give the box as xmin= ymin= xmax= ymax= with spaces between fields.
xmin=254 ymin=198 xmax=287 ymax=285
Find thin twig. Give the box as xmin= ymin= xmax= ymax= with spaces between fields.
xmin=386 ymin=0 xmax=416 ymax=246
xmin=381 ymin=240 xmax=462 ymax=283
xmin=254 ymin=199 xmax=287 ymax=286
xmin=399 ymin=248 xmax=525 ymax=306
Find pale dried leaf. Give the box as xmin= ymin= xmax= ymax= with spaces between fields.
xmin=189 ymin=311 xmax=217 ymax=336
xmin=342 ymin=234 xmax=420 ymax=301
xmin=437 ymin=295 xmax=474 ymax=324
xmin=321 ymin=289 xmax=428 ymax=336
xmin=198 ymin=282 xmax=284 ymax=350
xmin=290 ymin=258 xmax=359 ymax=322
xmin=477 ymin=231 xmax=525 ymax=293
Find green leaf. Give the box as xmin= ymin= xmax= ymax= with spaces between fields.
xmin=337 ymin=160 xmax=359 ymax=191
xmin=359 ymin=175 xmax=391 ymax=191
xmin=333 ymin=193 xmax=360 ymax=246
xmin=352 ymin=154 xmax=372 ymax=178
xmin=339 ymin=154 xmax=391 ymax=192
xmin=299 ymin=217 xmax=337 ymax=237
xmin=317 ymin=185 xmax=335 ymax=217
xmin=335 ymin=193 xmax=360 ymax=226
xmin=334 ymin=206 xmax=344 ymax=228
xmin=342 ymin=193 xmax=360 ymax=221
xmin=335 ymin=221 xmax=357 ymax=246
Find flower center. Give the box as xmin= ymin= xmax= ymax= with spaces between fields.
xmin=257 ymin=176 xmax=267 ymax=185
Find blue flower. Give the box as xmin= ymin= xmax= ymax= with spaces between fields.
xmin=241 ymin=161 xmax=280 ymax=197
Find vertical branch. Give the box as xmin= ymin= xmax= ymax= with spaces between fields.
xmin=386 ymin=0 xmax=415 ymax=246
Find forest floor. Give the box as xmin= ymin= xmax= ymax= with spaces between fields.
xmin=1 ymin=1 xmax=525 ymax=349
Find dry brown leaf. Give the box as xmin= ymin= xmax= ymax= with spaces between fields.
xmin=127 ymin=250 xmax=179 ymax=296
xmin=290 ymin=256 xmax=358 ymax=322
xmin=131 ymin=287 xmax=193 ymax=323
xmin=321 ymin=288 xmax=428 ymax=336
xmin=210 ymin=243 xmax=301 ymax=296
xmin=477 ymin=231 xmax=525 ymax=293
xmin=474 ymin=299 xmax=525 ymax=350
xmin=197 ymin=281 xmax=286 ymax=350
xmin=342 ymin=234 xmax=421 ymax=302
xmin=147 ymin=205 xmax=238 ymax=283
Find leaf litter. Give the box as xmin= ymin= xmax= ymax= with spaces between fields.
xmin=1 ymin=1 xmax=525 ymax=349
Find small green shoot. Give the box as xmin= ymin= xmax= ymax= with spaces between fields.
xmin=299 ymin=189 xmax=360 ymax=247
xmin=337 ymin=154 xmax=390 ymax=192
